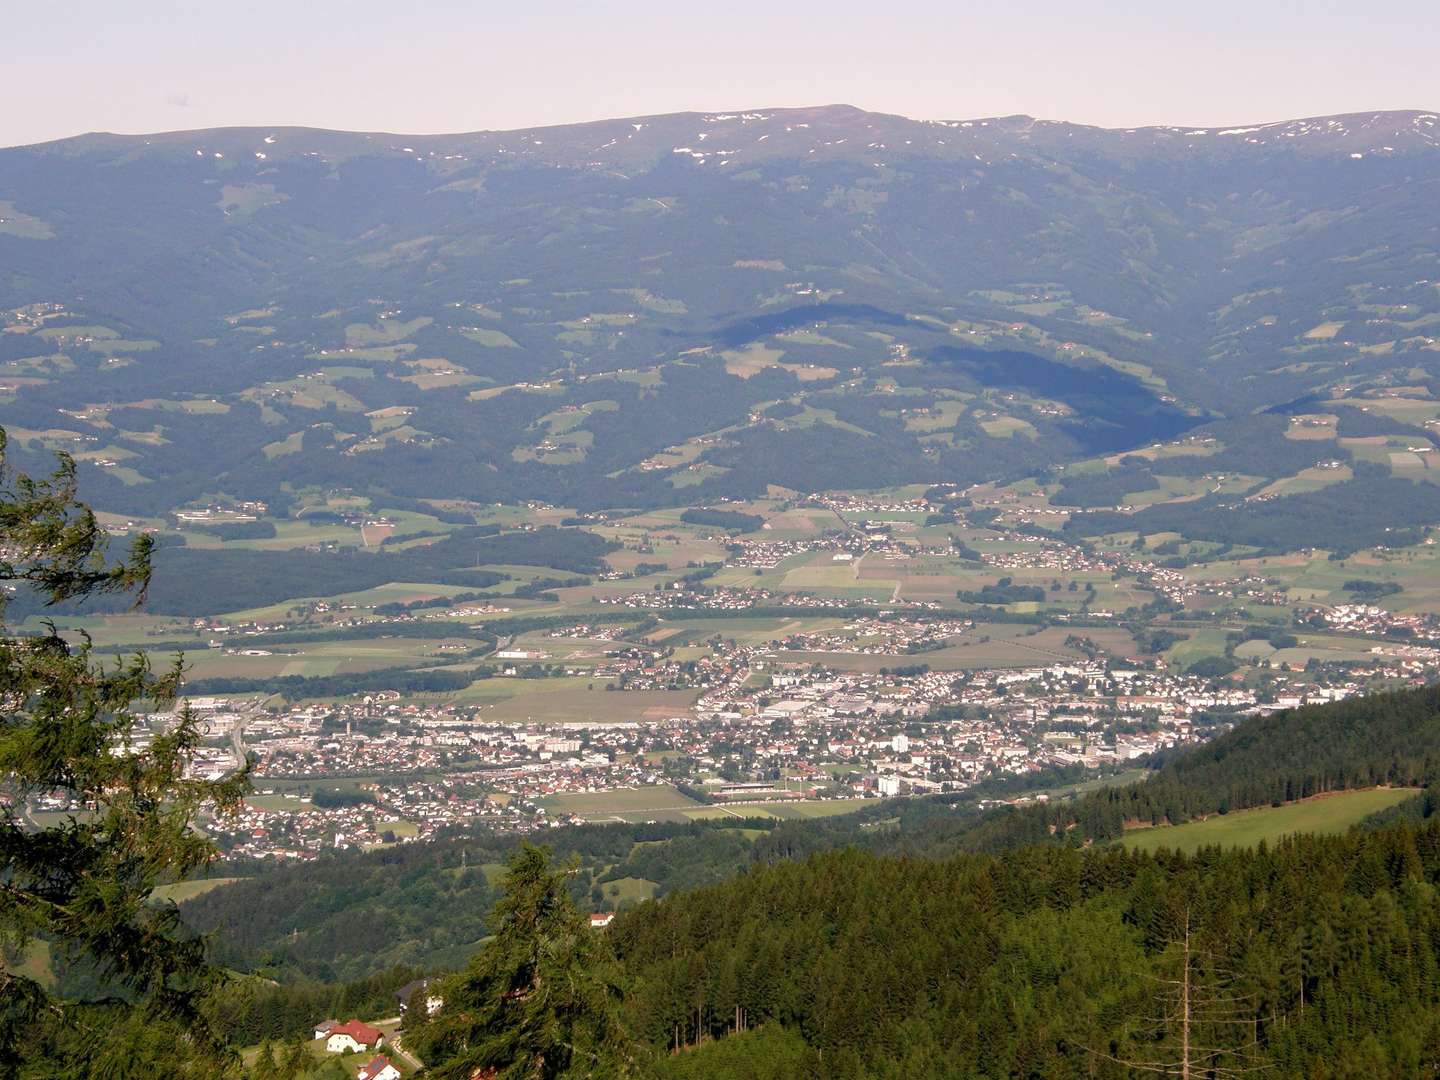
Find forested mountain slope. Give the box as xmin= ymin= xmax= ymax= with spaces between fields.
xmin=4 ymin=106 xmax=1439 ymax=514
xmin=597 ymin=822 xmax=1440 ymax=1077
xmin=183 ymin=818 xmax=784 ymax=984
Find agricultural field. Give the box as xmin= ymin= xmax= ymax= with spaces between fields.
xmin=782 ymin=623 xmax=1135 ymax=672
xmin=151 ymin=877 xmax=245 ymax=904
xmin=263 ymin=774 xmax=441 ymax=796
xmin=245 ymin=793 xmax=310 ymax=812
xmin=1121 ymin=787 xmax=1418 ymax=855
xmin=13 ymin=432 xmax=1438 ymax=736
xmin=679 ymin=800 xmax=870 ymax=821
xmin=596 ymin=876 xmax=658 ymax=904
xmin=175 ymin=636 xmax=471 ymax=681
xmin=1022 ymin=767 xmax=1152 ymax=802
xmin=7 ymin=940 xmax=55 ymax=990
xmin=15 ymin=612 xmax=201 ymax=651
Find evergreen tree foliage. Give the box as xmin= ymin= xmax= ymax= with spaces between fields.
xmin=253 ymin=1041 xmax=278 ymax=1076
xmin=277 ymin=1036 xmax=311 ymax=1078
xmin=205 ymin=966 xmax=423 ymax=1048
xmin=416 ymin=844 xmax=637 ymax=1078
xmin=0 ymin=429 xmax=249 ymax=1076
xmin=611 ymin=820 xmax=1440 ymax=1078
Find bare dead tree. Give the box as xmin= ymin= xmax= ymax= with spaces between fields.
xmin=1089 ymin=907 xmax=1272 ymax=1078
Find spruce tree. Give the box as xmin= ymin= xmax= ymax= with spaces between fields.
xmin=252 ymin=1040 xmax=279 ymax=1078
xmin=420 ymin=843 xmax=636 ymax=1078
xmin=0 ymin=430 xmax=249 ymax=1073
xmin=278 ymin=1036 xmax=311 ymax=1079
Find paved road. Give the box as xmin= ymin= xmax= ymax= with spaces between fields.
xmin=229 ymin=714 xmax=249 ymax=772
xmin=386 ymin=1030 xmax=423 ymax=1071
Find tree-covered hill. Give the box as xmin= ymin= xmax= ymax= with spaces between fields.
xmin=954 ymin=683 xmax=1440 ymax=853
xmin=600 ymin=821 xmax=1440 ymax=1077
xmin=5 ymin=106 xmax=1440 ymax=519
xmin=182 ymin=818 xmax=784 ymax=984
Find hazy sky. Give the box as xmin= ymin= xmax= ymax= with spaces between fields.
xmin=3 ymin=0 xmax=1437 ymax=148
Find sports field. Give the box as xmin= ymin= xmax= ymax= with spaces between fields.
xmin=541 ymin=784 xmax=703 ymax=818
xmin=1121 ymin=787 xmax=1418 ymax=854
xmin=454 ymin=680 xmax=699 ymax=723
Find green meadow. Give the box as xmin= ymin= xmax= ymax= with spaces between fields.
xmin=1122 ymin=787 xmax=1418 ymax=855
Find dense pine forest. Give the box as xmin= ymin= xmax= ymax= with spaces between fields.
xmin=593 ymin=821 xmax=1440 ymax=1077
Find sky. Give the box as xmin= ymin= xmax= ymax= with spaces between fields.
xmin=3 ymin=0 xmax=1438 ymax=148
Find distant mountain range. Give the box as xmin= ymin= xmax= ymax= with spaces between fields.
xmin=2 ymin=104 xmax=1438 ymax=515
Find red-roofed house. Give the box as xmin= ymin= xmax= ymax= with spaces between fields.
xmin=589 ymin=912 xmax=615 ymax=929
xmin=324 ymin=1019 xmax=384 ymax=1053
xmin=356 ymin=1055 xmax=401 ymax=1080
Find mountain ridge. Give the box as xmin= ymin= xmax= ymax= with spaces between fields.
xmin=3 ymin=102 xmax=1440 ymax=517
xmin=19 ymin=103 xmax=1440 ymax=164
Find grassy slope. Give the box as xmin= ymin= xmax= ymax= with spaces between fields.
xmin=1121 ymin=786 xmax=1418 ymax=854
xmin=151 ymin=877 xmax=244 ymax=904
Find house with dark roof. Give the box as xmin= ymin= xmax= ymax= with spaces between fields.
xmin=395 ymin=976 xmax=444 ymax=1016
